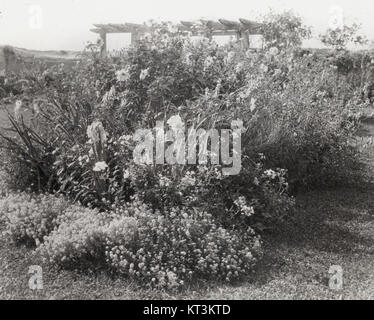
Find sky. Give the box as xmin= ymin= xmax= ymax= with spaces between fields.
xmin=0 ymin=0 xmax=373 ymax=51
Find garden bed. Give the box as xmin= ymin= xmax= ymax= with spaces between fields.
xmin=0 ymin=19 xmax=373 ymax=298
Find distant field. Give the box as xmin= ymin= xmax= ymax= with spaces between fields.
xmin=0 ymin=45 xmax=80 ymax=62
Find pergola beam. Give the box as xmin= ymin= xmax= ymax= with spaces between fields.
xmin=218 ymin=19 xmax=241 ymax=30
xmin=239 ymin=18 xmax=262 ymax=33
xmin=90 ymin=28 xmax=102 ymax=34
xmin=180 ymin=21 xmax=194 ymax=28
xmin=200 ymin=20 xmax=225 ymax=31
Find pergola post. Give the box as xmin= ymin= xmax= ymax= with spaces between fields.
xmin=206 ymin=30 xmax=213 ymax=41
xmin=100 ymin=32 xmax=107 ymax=57
xmin=235 ymin=31 xmax=241 ymax=42
xmin=131 ymin=31 xmax=141 ymax=45
xmin=241 ymin=30 xmax=250 ymax=49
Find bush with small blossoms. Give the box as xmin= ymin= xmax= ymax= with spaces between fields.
xmin=37 ymin=206 xmax=111 ymax=267
xmin=104 ymin=198 xmax=262 ymax=289
xmin=0 ymin=192 xmax=71 ymax=246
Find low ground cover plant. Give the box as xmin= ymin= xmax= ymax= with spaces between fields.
xmin=0 ymin=190 xmax=262 ymax=289
xmin=0 ymin=192 xmax=70 ymax=245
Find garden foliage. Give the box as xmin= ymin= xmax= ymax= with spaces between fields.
xmin=0 ymin=17 xmax=369 ymax=289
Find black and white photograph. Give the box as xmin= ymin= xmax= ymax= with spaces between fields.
xmin=0 ymin=0 xmax=373 ymax=305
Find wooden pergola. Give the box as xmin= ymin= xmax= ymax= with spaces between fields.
xmin=90 ymin=19 xmax=263 ymax=56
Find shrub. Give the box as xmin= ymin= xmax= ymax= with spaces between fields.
xmin=33 ymin=195 xmax=262 ymax=289
xmin=104 ymin=199 xmax=262 ymax=289
xmin=0 ymin=192 xmax=70 ymax=245
xmin=260 ymin=10 xmax=311 ymax=49
xmin=125 ymin=154 xmax=294 ymax=229
xmin=320 ymin=22 xmax=368 ymax=51
xmin=241 ymin=49 xmax=363 ymax=190
xmin=38 ymin=206 xmax=110 ymax=267
xmin=0 ymin=21 xmax=364 ymax=229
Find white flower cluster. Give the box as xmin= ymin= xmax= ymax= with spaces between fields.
xmin=139 ymin=68 xmax=150 ymax=81
xmin=0 ymin=193 xmax=70 ymax=245
xmin=93 ymin=161 xmax=108 ymax=172
xmin=158 ymin=174 xmax=172 ymax=187
xmin=87 ymin=121 xmax=107 ymax=145
xmin=180 ymin=171 xmax=196 ymax=187
xmin=167 ymin=114 xmax=184 ymax=131
xmin=14 ymin=100 xmax=23 ymax=120
xmin=264 ymin=169 xmax=277 ymax=180
xmin=234 ymin=196 xmax=255 ymax=217
xmin=203 ymin=56 xmax=214 ymax=70
xmin=115 ymin=67 xmax=131 ymax=82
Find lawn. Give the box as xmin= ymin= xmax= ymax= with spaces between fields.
xmin=1 ymin=187 xmax=373 ymax=300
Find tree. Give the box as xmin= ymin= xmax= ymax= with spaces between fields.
xmin=260 ymin=10 xmax=312 ymax=50
xmin=320 ymin=22 xmax=368 ymax=51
